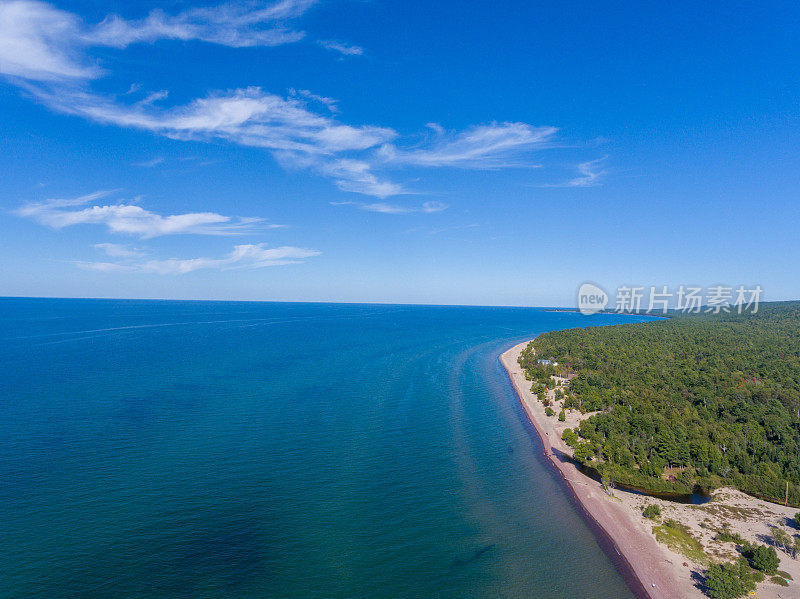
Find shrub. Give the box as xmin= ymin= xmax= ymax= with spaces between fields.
xmin=771 ymin=575 xmax=789 ymax=586
xmin=705 ymin=559 xmax=757 ymax=599
xmin=715 ymin=529 xmax=744 ymax=545
xmin=742 ymin=543 xmax=779 ymax=574
xmin=642 ymin=504 xmax=661 ymax=519
xmin=545 ymin=406 xmax=554 ymax=417
xmin=770 ymin=526 xmax=792 ymax=553
xmin=561 ymin=428 xmax=578 ymax=446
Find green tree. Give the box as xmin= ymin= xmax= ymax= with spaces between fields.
xmin=746 ymin=544 xmax=779 ymax=574
xmin=561 ymin=428 xmax=578 ymax=446
xmin=558 ymin=409 xmax=566 ymax=422
xmin=518 ymin=302 xmax=800 ymax=504
xmin=705 ymin=559 xmax=757 ymax=599
xmin=573 ymin=441 xmax=595 ymax=463
xmin=771 ymin=527 xmax=791 ymax=554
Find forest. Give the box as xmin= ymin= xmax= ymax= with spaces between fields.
xmin=519 ymin=302 xmax=800 ymax=505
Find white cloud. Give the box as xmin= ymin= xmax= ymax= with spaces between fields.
xmin=331 ymin=200 xmax=447 ymax=215
xmin=86 ymin=0 xmax=317 ymax=49
xmin=0 ymin=2 xmax=578 ymax=198
xmin=540 ymin=156 xmax=607 ymax=187
xmin=318 ymin=39 xmax=363 ymax=56
xmin=138 ymin=90 xmax=169 ymax=106
xmin=77 ymin=243 xmax=320 ymax=274
xmin=0 ymin=0 xmax=317 ymax=84
xmin=425 ymin=122 xmax=445 ymax=135
xmin=144 ymin=244 xmax=320 ymax=273
xmin=15 ymin=192 xmax=272 ymax=238
xmin=379 ymin=123 xmax=557 ymax=168
xmin=566 ymin=157 xmax=607 ymax=187
xmin=288 ymin=88 xmax=338 ymax=113
xmin=31 ymin=86 xmax=397 ymax=157
xmin=133 ymin=157 xmax=165 ymax=167
xmin=93 ymin=242 xmax=147 ymax=258
xmin=319 ymin=159 xmax=406 ymax=198
xmin=75 ymin=260 xmax=132 ymax=272
xmin=0 ymin=1 xmax=99 ymax=81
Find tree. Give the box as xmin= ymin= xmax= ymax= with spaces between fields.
xmin=573 ymin=441 xmax=595 ymax=463
xmin=771 ymin=527 xmax=791 ymax=554
xmin=562 ymin=428 xmax=578 ymax=446
xmin=705 ymin=559 xmax=757 ymax=599
xmin=518 ymin=303 xmax=800 ymax=504
xmin=795 ymin=512 xmax=800 ymax=528
xmin=558 ymin=409 xmax=566 ymax=422
xmin=545 ymin=406 xmax=554 ymax=417
xmin=744 ymin=544 xmax=779 ymax=574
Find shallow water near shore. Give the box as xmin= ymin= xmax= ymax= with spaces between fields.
xmin=0 ymin=298 xmax=652 ymax=598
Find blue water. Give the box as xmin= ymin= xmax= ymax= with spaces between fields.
xmin=0 ymin=299 xmax=652 ymax=598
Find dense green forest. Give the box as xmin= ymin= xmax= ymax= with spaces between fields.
xmin=519 ymin=302 xmax=800 ymax=505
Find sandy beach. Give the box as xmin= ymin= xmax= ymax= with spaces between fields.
xmin=501 ymin=340 xmax=800 ymax=599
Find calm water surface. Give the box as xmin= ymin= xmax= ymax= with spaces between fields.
xmin=0 ymin=299 xmax=651 ymax=598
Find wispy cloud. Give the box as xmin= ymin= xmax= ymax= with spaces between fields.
xmin=288 ymin=88 xmax=338 ymax=113
xmin=87 ymin=0 xmax=317 ymax=49
xmin=77 ymin=243 xmax=320 ymax=274
xmin=29 ymin=86 xmax=397 ymax=155
xmin=318 ymin=39 xmax=363 ymax=56
xmin=133 ymin=157 xmax=165 ymax=168
xmin=0 ymin=0 xmax=317 ymax=83
xmin=403 ymin=223 xmax=479 ymax=235
xmin=15 ymin=191 xmax=273 ymax=238
xmin=318 ymin=159 xmax=406 ymax=198
xmin=0 ymin=0 xmax=98 ymax=81
xmin=0 ymin=2 xmax=582 ymax=198
xmin=379 ymin=123 xmax=557 ymax=169
xmin=93 ymin=242 xmax=147 ymax=258
xmin=567 ymin=157 xmax=607 ymax=187
xmin=331 ymin=200 xmax=447 ymax=214
xmin=28 ymin=83 xmax=403 ymax=196
xmin=540 ymin=156 xmax=608 ymax=187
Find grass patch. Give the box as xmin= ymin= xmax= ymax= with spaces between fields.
xmin=770 ymin=575 xmax=789 ymax=586
xmin=652 ymin=519 xmax=708 ymax=563
xmin=715 ymin=529 xmax=745 ymax=544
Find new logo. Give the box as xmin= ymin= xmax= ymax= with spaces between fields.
xmin=577 ymin=282 xmax=608 ymax=315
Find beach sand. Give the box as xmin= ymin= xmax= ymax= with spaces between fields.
xmin=501 ymin=340 xmax=800 ymax=599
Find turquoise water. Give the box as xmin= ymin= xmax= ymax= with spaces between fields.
xmin=0 ymin=299 xmax=651 ymax=598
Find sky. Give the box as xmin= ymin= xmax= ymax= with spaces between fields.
xmin=1 ymin=0 xmax=799 ymax=306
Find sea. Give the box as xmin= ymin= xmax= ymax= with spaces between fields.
xmin=0 ymin=298 xmax=653 ymax=598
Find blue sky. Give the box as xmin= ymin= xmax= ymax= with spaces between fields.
xmin=1 ymin=0 xmax=799 ymax=305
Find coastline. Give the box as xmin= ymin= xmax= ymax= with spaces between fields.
xmin=500 ymin=340 xmax=697 ymax=599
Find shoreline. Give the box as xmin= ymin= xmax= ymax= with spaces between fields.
xmin=500 ymin=340 xmax=694 ymax=599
